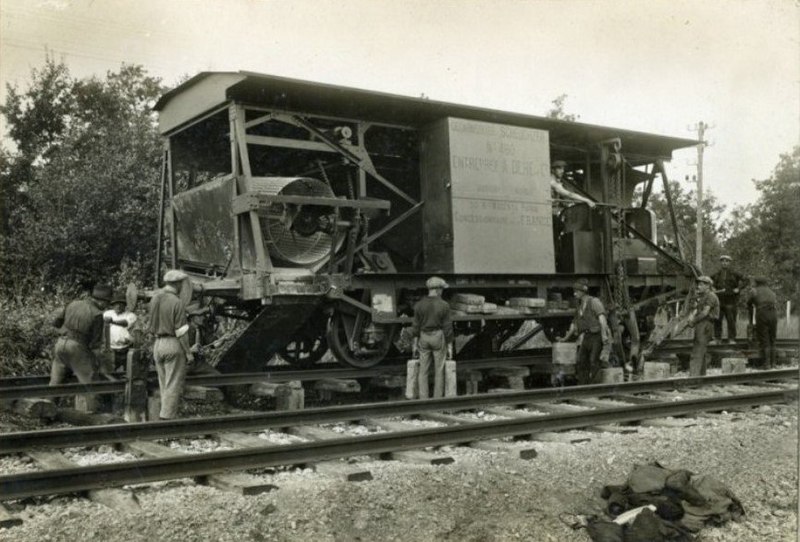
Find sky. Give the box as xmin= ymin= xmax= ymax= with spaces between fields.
xmin=1 ymin=0 xmax=798 ymax=213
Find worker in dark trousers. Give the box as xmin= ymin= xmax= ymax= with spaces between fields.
xmin=689 ymin=275 xmax=720 ymax=376
xmin=149 ymin=270 xmax=194 ymax=419
xmin=50 ymin=283 xmax=113 ymax=412
xmin=186 ymin=304 xmax=222 ymax=376
xmin=411 ymin=276 xmax=454 ymax=399
xmin=711 ymin=255 xmax=746 ymax=343
xmin=747 ymin=277 xmax=778 ymax=369
xmin=557 ymin=278 xmax=611 ymax=385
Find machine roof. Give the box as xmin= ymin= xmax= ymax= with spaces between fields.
xmin=155 ymin=71 xmax=698 ymax=158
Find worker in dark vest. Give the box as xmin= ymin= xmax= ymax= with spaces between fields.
xmin=557 ymin=278 xmax=611 ymax=385
xmin=689 ymin=275 xmax=720 ymax=376
xmin=711 ymin=255 xmax=746 ymax=343
xmin=411 ymin=276 xmax=454 ymax=399
xmin=149 ymin=269 xmax=194 ymax=419
xmin=50 ymin=283 xmax=113 ymax=412
xmin=747 ymin=277 xmax=778 ymax=369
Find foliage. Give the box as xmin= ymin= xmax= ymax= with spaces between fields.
xmin=0 ymin=59 xmax=165 ymax=293
xmin=633 ymin=179 xmax=726 ymax=273
xmin=724 ymin=146 xmax=800 ymax=308
xmin=546 ymin=94 xmax=580 ymax=122
xmin=0 ymin=287 xmax=71 ymax=377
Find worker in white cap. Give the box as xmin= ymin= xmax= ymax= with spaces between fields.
xmin=689 ymin=275 xmax=720 ymax=376
xmin=410 ymin=276 xmax=453 ymax=399
xmin=711 ymin=255 xmax=746 ymax=343
xmin=148 ymin=269 xmax=194 ymax=419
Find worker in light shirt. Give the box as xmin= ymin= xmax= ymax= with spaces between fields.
xmin=103 ymin=295 xmax=137 ymax=372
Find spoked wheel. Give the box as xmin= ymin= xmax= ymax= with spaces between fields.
xmin=279 ymin=313 xmax=329 ymax=368
xmin=327 ymin=311 xmax=396 ymax=368
xmin=279 ymin=332 xmax=328 ymax=368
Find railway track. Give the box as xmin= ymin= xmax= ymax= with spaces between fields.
xmin=0 ymin=370 xmax=795 ymax=502
xmin=1 ymin=338 xmax=796 ymax=400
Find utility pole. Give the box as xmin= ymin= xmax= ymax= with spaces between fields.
xmin=689 ymin=122 xmax=709 ymax=268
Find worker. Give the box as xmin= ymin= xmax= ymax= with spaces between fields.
xmin=747 ymin=277 xmax=778 ymax=369
xmin=186 ymin=304 xmax=222 ymax=375
xmin=148 ymin=269 xmax=194 ymax=419
xmin=103 ymin=294 xmax=137 ymax=372
xmin=411 ymin=276 xmax=454 ymax=399
xmin=50 ymin=283 xmax=113 ymax=412
xmin=550 ymin=159 xmax=596 ymax=215
xmin=689 ymin=275 xmax=720 ymax=376
xmin=711 ymin=255 xmax=746 ymax=343
xmin=556 ymin=278 xmax=611 ymax=385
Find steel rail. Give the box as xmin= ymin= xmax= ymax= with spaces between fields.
xmin=0 ymin=388 xmax=795 ymax=501
xmin=2 ymin=338 xmax=797 ymax=395
xmin=3 ymin=338 xmax=797 ymax=389
xmin=1 ymin=369 xmax=795 ymax=454
xmin=0 ymin=357 xmax=554 ymax=399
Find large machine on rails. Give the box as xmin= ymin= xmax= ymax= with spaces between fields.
xmin=152 ymin=71 xmax=697 ymax=372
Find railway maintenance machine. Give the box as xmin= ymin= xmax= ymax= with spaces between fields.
xmin=153 ymin=71 xmax=698 ymax=373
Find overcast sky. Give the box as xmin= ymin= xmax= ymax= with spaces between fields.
xmin=2 ymin=0 xmax=798 ymax=212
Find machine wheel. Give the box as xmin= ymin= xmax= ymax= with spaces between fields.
xmin=279 ymin=331 xmax=328 ymax=368
xmin=327 ymin=311 xmax=396 ymax=368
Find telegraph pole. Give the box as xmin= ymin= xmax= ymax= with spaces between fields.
xmin=689 ymin=122 xmax=709 ymax=268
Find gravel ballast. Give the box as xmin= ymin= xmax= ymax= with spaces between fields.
xmin=2 ymin=402 xmax=797 ymax=541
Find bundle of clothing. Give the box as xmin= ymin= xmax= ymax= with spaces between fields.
xmin=586 ymin=462 xmax=745 ymax=542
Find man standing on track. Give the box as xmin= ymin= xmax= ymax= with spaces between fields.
xmin=689 ymin=275 xmax=720 ymax=376
xmin=747 ymin=277 xmax=778 ymax=369
xmin=103 ymin=294 xmax=137 ymax=373
xmin=411 ymin=276 xmax=454 ymax=399
xmin=50 ymin=283 xmax=113 ymax=412
xmin=148 ymin=269 xmax=194 ymax=419
xmin=711 ymin=255 xmax=746 ymax=343
xmin=557 ymin=278 xmax=611 ymax=385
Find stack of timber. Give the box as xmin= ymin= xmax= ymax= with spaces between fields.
xmin=449 ymin=293 xmax=497 ymax=315
xmin=508 ymin=297 xmax=547 ymax=314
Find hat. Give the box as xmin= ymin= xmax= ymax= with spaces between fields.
xmin=163 ymin=269 xmax=188 ymax=283
xmin=551 ymin=160 xmax=567 ymax=168
xmin=425 ymin=276 xmax=448 ymax=289
xmin=111 ymin=295 xmax=126 ymax=305
xmin=754 ymin=276 xmax=768 ymax=285
xmin=91 ymin=283 xmax=113 ymax=302
xmin=719 ymin=255 xmax=732 ymax=262
xmin=573 ymin=278 xmax=589 ymax=291
xmin=697 ymin=275 xmax=714 ymax=285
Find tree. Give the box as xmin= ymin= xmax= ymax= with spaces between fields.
xmin=725 ymin=146 xmax=800 ymax=307
xmin=0 ymin=61 xmax=165 ymax=292
xmin=634 ymin=180 xmax=726 ymax=273
xmin=546 ymin=94 xmax=580 ymax=122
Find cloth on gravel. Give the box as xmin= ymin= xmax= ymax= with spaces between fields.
xmin=586 ymin=462 xmax=744 ymax=541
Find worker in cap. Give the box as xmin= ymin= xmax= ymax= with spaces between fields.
xmin=102 ymin=293 xmax=138 ymax=372
xmin=410 ymin=276 xmax=454 ymax=398
xmin=148 ymin=269 xmax=194 ymax=419
xmin=711 ymin=254 xmax=746 ymax=343
xmin=746 ymin=277 xmax=778 ymax=369
xmin=550 ymin=158 xmax=596 ymax=215
xmin=557 ymin=278 xmax=612 ymax=385
xmin=688 ymin=275 xmax=720 ymax=376
xmin=49 ymin=282 xmax=114 ymax=412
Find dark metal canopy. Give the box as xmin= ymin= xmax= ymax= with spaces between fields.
xmin=155 ymin=71 xmax=698 ymax=158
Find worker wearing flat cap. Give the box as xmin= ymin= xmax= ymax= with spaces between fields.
xmin=711 ymin=255 xmax=746 ymax=343
xmin=747 ymin=277 xmax=778 ymax=369
xmin=689 ymin=275 xmax=720 ymax=376
xmin=410 ymin=276 xmax=454 ymax=398
xmin=550 ymin=159 xmax=596 ymax=216
xmin=148 ymin=269 xmax=194 ymax=419
xmin=557 ymin=278 xmax=611 ymax=385
xmin=50 ymin=283 xmax=113 ymax=412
